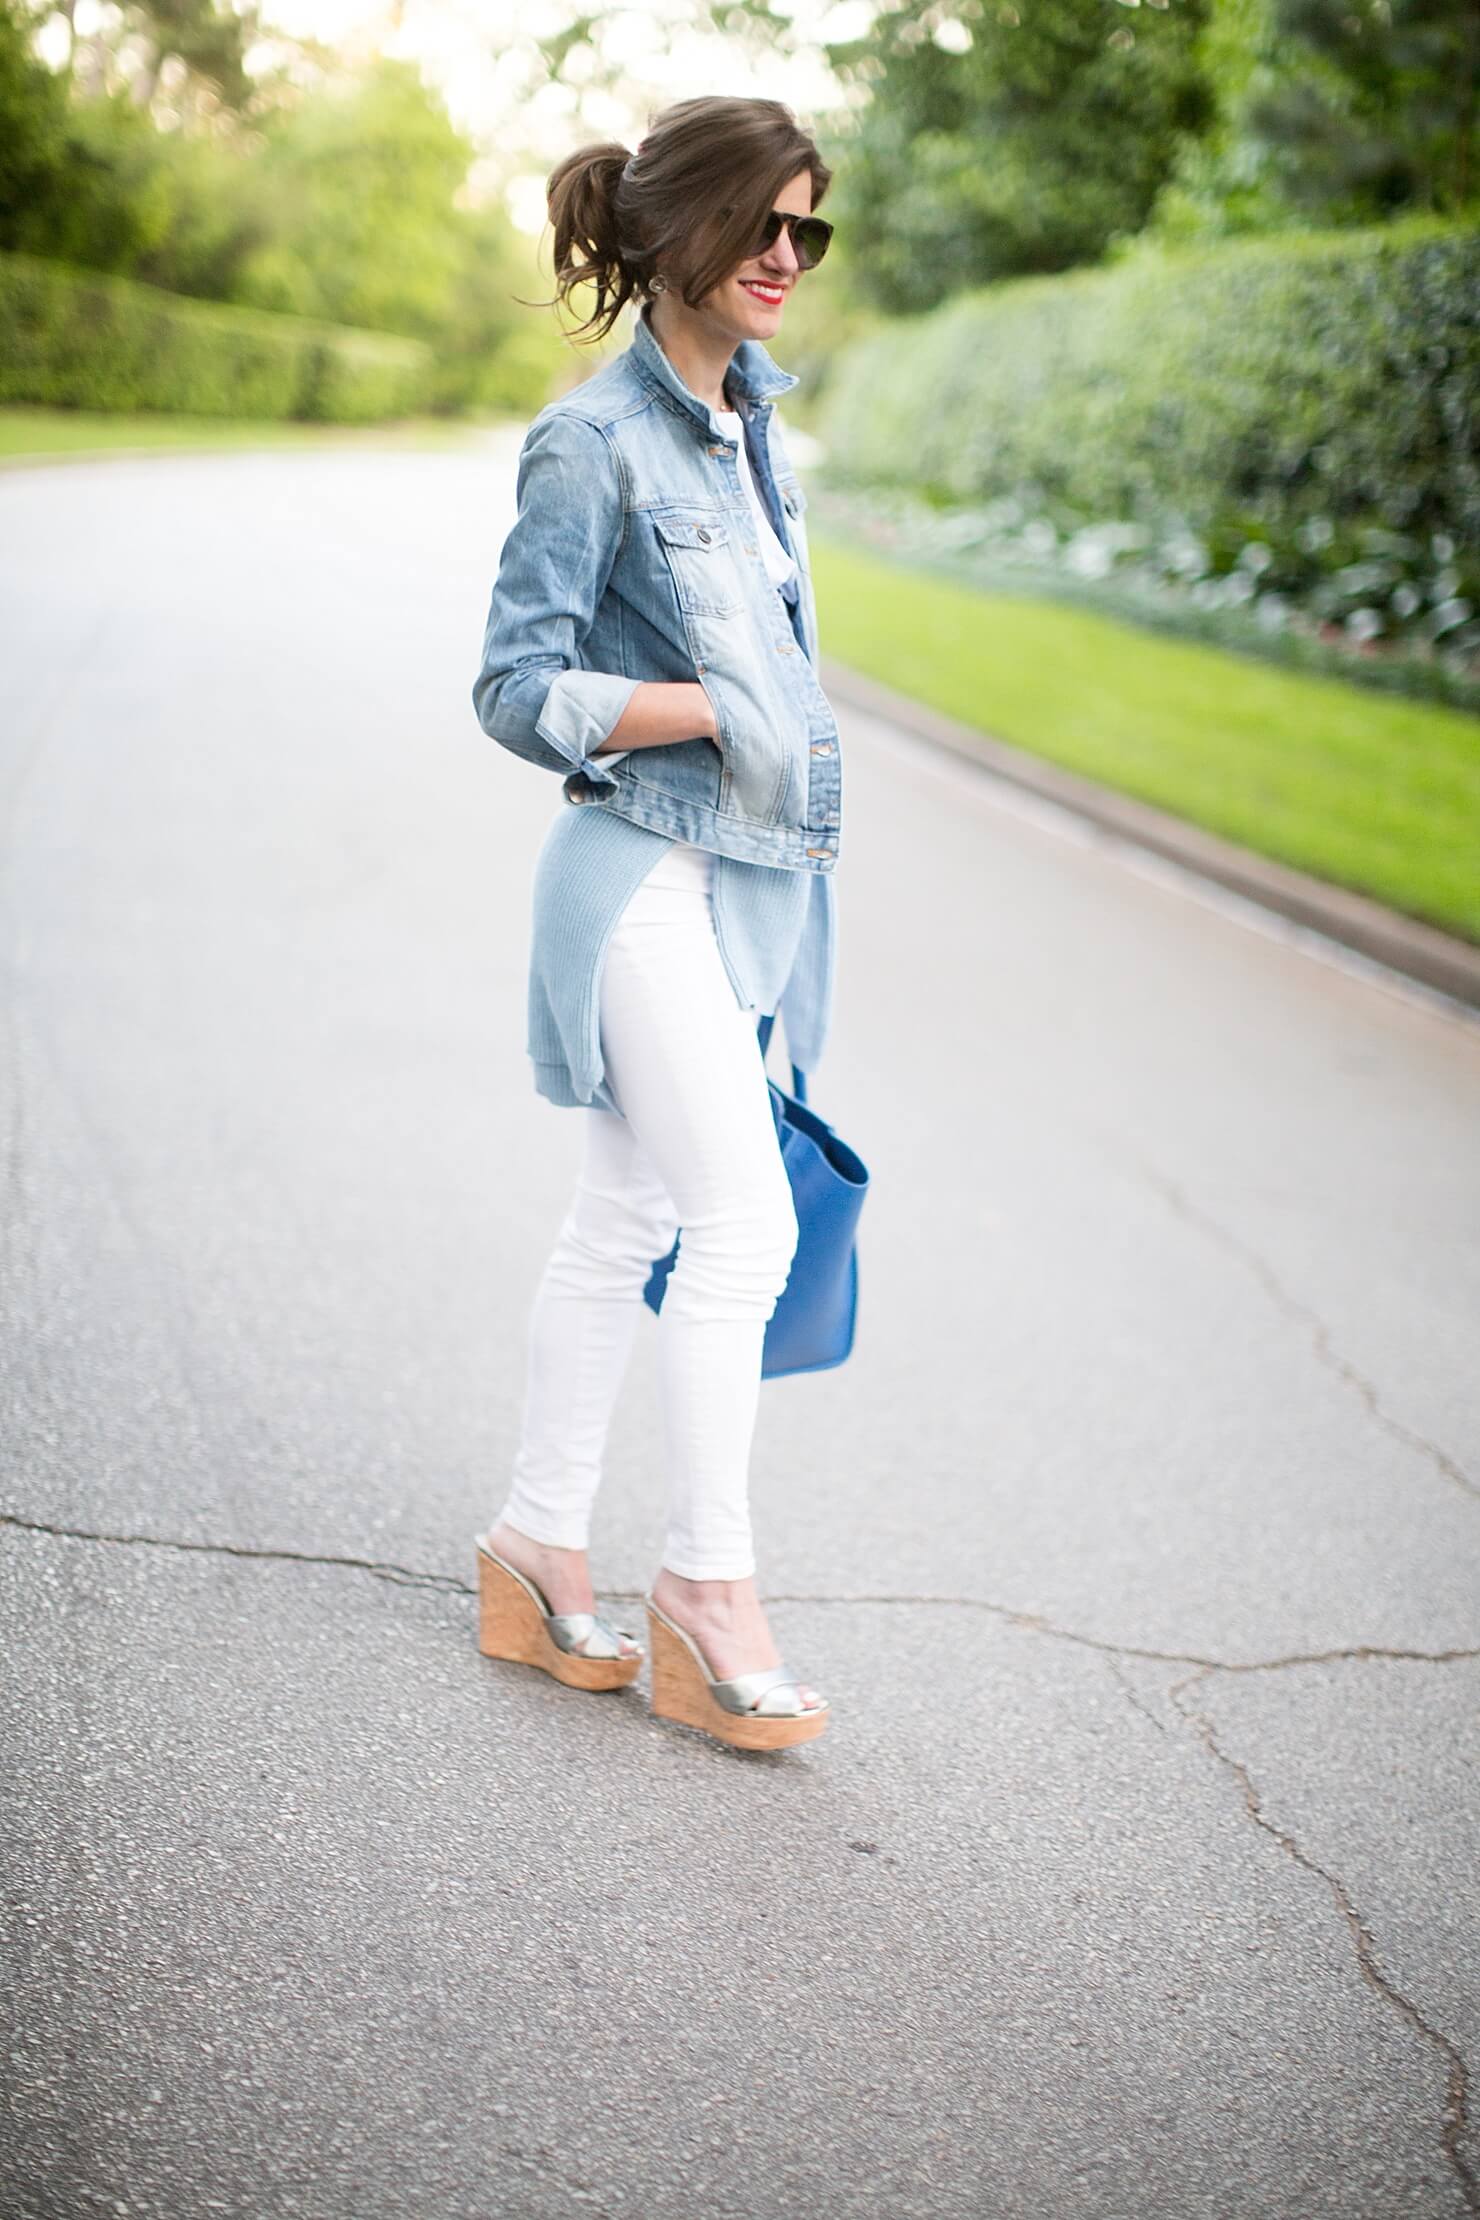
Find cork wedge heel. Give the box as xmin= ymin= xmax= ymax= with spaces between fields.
xmin=645 ymin=1596 xmax=830 ymax=1751
xmin=474 ymin=1536 xmax=642 ymax=1691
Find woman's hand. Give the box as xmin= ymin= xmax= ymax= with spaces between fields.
xmin=592 ymin=680 xmax=718 ymax=754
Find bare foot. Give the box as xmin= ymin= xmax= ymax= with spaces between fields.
xmin=649 ymin=1569 xmax=824 ymax=1709
xmin=483 ymin=1520 xmax=641 ymax=1659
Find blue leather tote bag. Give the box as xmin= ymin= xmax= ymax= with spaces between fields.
xmin=642 ymin=1014 xmax=869 ymax=1377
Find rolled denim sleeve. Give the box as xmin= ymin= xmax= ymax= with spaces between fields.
xmin=471 ymin=411 xmax=641 ymax=793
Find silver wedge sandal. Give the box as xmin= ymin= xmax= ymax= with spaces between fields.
xmin=644 ymin=1594 xmax=830 ymax=1750
xmin=474 ymin=1534 xmax=643 ymax=1691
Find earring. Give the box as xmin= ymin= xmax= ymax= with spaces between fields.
xmin=649 ymin=274 xmax=668 ymax=293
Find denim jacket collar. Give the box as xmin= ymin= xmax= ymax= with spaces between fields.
xmin=628 ymin=303 xmax=798 ymax=441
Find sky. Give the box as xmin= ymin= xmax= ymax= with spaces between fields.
xmin=239 ymin=0 xmax=870 ymax=229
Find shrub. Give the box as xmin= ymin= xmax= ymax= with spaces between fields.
xmin=819 ymin=218 xmax=1480 ymax=633
xmin=0 ymin=248 xmax=430 ymax=423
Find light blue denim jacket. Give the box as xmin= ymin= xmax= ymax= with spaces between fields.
xmin=471 ymin=303 xmax=842 ymax=875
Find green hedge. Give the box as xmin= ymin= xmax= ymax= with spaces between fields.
xmin=0 ymin=251 xmax=431 ymax=424
xmin=817 ymin=219 xmax=1480 ymax=558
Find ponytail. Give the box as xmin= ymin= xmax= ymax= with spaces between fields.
xmin=545 ymin=141 xmax=644 ymax=345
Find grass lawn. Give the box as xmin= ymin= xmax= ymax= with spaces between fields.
xmin=812 ymin=531 xmax=1480 ymax=945
xmin=0 ymin=406 xmax=504 ymax=463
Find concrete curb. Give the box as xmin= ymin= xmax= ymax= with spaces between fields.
xmin=820 ymin=656 xmax=1480 ymax=1016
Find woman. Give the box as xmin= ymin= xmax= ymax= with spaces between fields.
xmin=470 ymin=95 xmax=842 ymax=1752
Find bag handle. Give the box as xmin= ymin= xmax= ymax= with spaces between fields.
xmin=756 ymin=1012 xmax=808 ymax=1105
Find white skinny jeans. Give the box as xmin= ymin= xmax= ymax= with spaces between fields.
xmin=495 ymin=839 xmax=799 ymax=1580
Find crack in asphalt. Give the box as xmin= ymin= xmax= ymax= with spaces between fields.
xmin=1115 ymin=1152 xmax=1479 ymax=1505
xmin=0 ymin=1510 xmax=471 ymax=1596
xmin=5 ymin=1513 xmax=1478 ymax=1676
xmin=1169 ymin=1663 xmax=1479 ymax=2215
xmin=760 ymin=1590 xmax=1480 ymax=1674
xmin=1105 ymin=1653 xmax=1171 ymax=1736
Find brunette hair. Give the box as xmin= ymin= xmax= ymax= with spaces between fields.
xmin=537 ymin=95 xmax=832 ymax=345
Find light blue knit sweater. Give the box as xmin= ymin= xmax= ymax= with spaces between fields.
xmin=526 ymin=801 xmax=837 ymax=1112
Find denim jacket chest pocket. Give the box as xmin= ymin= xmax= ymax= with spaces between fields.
xmin=649 ymin=510 xmax=743 ymax=619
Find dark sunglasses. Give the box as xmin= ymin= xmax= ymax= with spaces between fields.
xmin=749 ymin=208 xmax=834 ymax=271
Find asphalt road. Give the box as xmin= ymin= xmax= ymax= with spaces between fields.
xmin=2 ymin=435 xmax=1478 ymax=2220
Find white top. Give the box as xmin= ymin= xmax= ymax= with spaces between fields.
xmin=716 ymin=408 xmax=799 ymax=592
xmin=596 ymin=410 xmax=797 ymax=770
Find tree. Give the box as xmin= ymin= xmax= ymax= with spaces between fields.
xmin=1152 ymin=0 xmax=1478 ymax=238
xmin=67 ymin=0 xmax=260 ymax=124
xmin=229 ymin=58 xmax=472 ymax=338
xmin=1248 ymin=0 xmax=1478 ymax=218
xmin=1145 ymin=0 xmax=1293 ymax=240
xmin=0 ymin=1 xmax=190 ymax=268
xmin=0 ymin=1 xmax=68 ymax=248
xmin=821 ymin=0 xmax=1213 ymax=314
